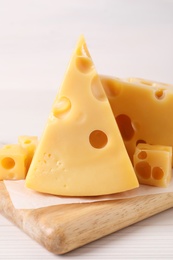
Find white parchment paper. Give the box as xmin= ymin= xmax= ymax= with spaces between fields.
xmin=4 ymin=178 xmax=173 ymax=209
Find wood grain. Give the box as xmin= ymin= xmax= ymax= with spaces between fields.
xmin=0 ymin=181 xmax=173 ymax=254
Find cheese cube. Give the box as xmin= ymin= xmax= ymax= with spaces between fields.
xmin=18 ymin=136 xmax=38 ymax=171
xmin=0 ymin=144 xmax=27 ymax=180
xmin=133 ymin=143 xmax=172 ymax=187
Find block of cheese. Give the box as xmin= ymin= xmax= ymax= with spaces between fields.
xmin=100 ymin=76 xmax=173 ymax=165
xmin=25 ymin=36 xmax=139 ymax=196
xmin=0 ymin=136 xmax=38 ymax=181
xmin=18 ymin=136 xmax=38 ymax=171
xmin=133 ymin=143 xmax=172 ymax=187
xmin=0 ymin=144 xmax=27 ymax=180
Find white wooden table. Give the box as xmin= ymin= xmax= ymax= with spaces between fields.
xmin=1 ymin=208 xmax=173 ymax=259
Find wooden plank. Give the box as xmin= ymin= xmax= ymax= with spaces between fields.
xmin=0 ymin=181 xmax=173 ymax=254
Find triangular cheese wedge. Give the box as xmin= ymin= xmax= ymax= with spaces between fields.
xmin=25 ymin=36 xmax=139 ymax=196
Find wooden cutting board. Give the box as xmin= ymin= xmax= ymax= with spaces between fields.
xmin=0 ymin=181 xmax=173 ymax=255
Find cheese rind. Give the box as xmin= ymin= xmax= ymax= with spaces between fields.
xmin=100 ymin=76 xmax=173 ymax=165
xmin=133 ymin=143 xmax=172 ymax=187
xmin=25 ymin=36 xmax=139 ymax=196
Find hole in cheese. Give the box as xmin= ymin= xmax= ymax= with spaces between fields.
xmin=1 ymin=157 xmax=15 ymax=170
xmin=135 ymin=161 xmax=151 ymax=179
xmin=154 ymin=89 xmax=165 ymax=100
xmin=76 ymin=43 xmax=90 ymax=57
xmin=5 ymin=145 xmax=12 ymax=149
xmin=116 ymin=114 xmax=135 ymax=141
xmin=53 ymin=97 xmax=71 ymax=119
xmin=24 ymin=139 xmax=31 ymax=144
xmin=138 ymin=151 xmax=147 ymax=160
xmin=91 ymin=75 xmax=106 ymax=101
xmin=152 ymin=167 xmax=164 ymax=180
xmin=76 ymin=56 xmax=94 ymax=74
xmin=89 ymin=130 xmax=108 ymax=149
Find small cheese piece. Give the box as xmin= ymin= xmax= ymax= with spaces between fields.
xmin=18 ymin=136 xmax=38 ymax=171
xmin=133 ymin=143 xmax=172 ymax=187
xmin=0 ymin=144 xmax=27 ymax=180
xmin=100 ymin=76 xmax=173 ymax=165
xmin=25 ymin=36 xmax=138 ymax=196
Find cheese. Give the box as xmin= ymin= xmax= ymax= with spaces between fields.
xmin=0 ymin=144 xmax=27 ymax=180
xmin=133 ymin=143 xmax=172 ymax=187
xmin=0 ymin=136 xmax=38 ymax=180
xmin=25 ymin=36 xmax=138 ymax=196
xmin=18 ymin=136 xmax=38 ymax=171
xmin=100 ymin=76 xmax=173 ymax=165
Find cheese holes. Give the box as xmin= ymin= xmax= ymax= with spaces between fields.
xmin=1 ymin=157 xmax=15 ymax=169
xmin=135 ymin=161 xmax=151 ymax=179
xmin=5 ymin=145 xmax=12 ymax=149
xmin=91 ymin=75 xmax=106 ymax=101
xmin=152 ymin=167 xmax=164 ymax=180
xmin=101 ymin=78 xmax=121 ymax=97
xmin=89 ymin=130 xmax=108 ymax=149
xmin=154 ymin=89 xmax=165 ymax=100
xmin=76 ymin=43 xmax=90 ymax=57
xmin=24 ymin=139 xmax=31 ymax=144
xmin=116 ymin=114 xmax=135 ymax=141
xmin=76 ymin=56 xmax=94 ymax=74
xmin=138 ymin=151 xmax=147 ymax=160
xmin=53 ymin=97 xmax=71 ymax=119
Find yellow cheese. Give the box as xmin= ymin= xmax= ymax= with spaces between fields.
xmin=0 ymin=144 xmax=27 ymax=180
xmin=101 ymin=76 xmax=173 ymax=165
xmin=25 ymin=36 xmax=139 ymax=196
xmin=133 ymin=143 xmax=172 ymax=187
xmin=0 ymin=136 xmax=38 ymax=180
xmin=18 ymin=136 xmax=38 ymax=171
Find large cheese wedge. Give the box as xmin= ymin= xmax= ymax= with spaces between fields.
xmin=25 ymin=36 xmax=138 ymax=196
xmin=100 ymin=76 xmax=173 ymax=166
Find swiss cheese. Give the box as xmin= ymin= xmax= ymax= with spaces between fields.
xmin=18 ymin=135 xmax=38 ymax=171
xmin=101 ymin=76 xmax=173 ymax=165
xmin=25 ymin=36 xmax=138 ymax=196
xmin=133 ymin=143 xmax=172 ymax=187
xmin=0 ymin=136 xmax=38 ymax=180
xmin=0 ymin=144 xmax=27 ymax=180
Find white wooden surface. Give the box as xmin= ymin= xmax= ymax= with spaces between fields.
xmin=0 ymin=0 xmax=173 ymax=259
xmin=1 ymin=208 xmax=173 ymax=259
